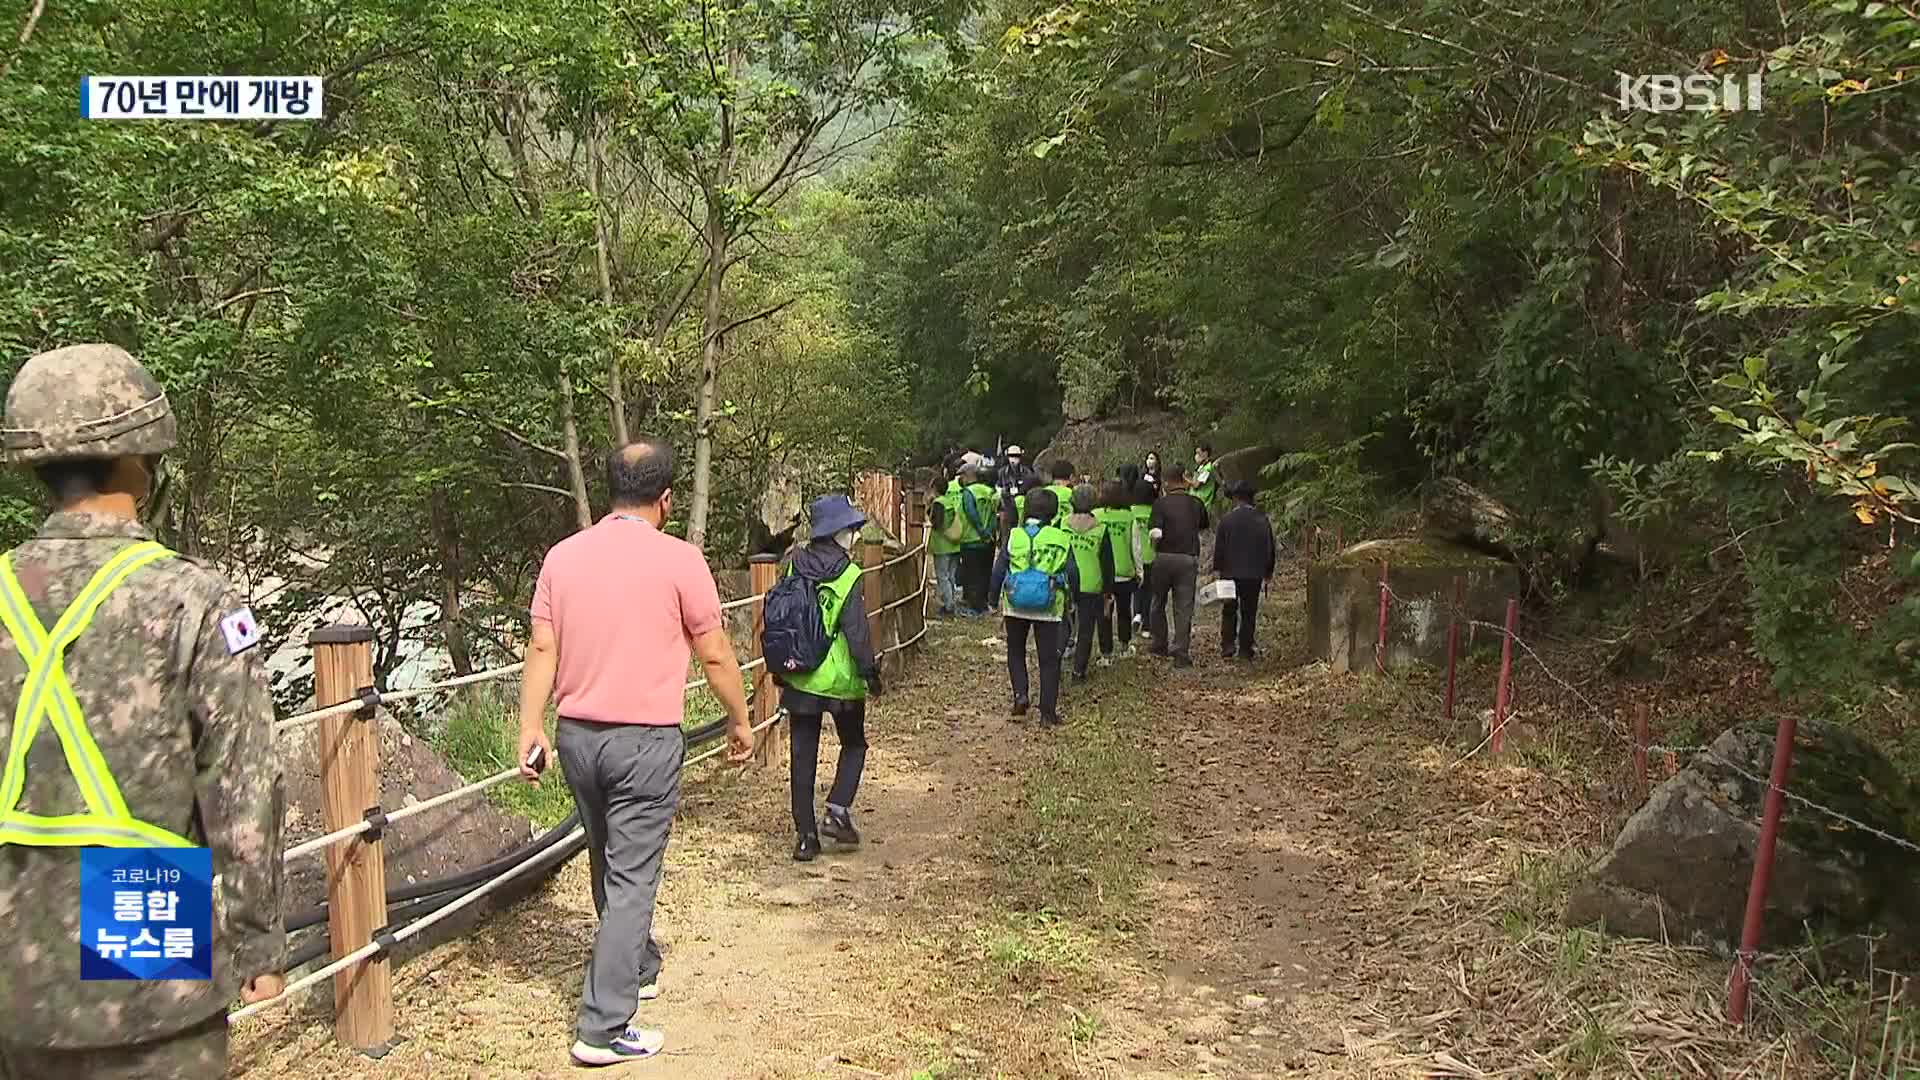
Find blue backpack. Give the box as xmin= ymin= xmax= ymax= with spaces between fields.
xmin=761 ymin=570 xmax=833 ymax=675
xmin=1006 ymin=526 xmax=1061 ymax=613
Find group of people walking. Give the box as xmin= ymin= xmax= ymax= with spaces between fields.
xmin=928 ymin=443 xmax=1278 ymax=726
xmin=0 ymin=338 xmax=1281 ymax=1074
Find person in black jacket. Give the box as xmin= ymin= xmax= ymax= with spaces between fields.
xmin=1213 ymin=479 xmax=1276 ymax=660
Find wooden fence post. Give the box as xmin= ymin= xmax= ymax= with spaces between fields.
xmin=905 ymin=485 xmax=929 ymax=647
xmin=308 ymin=625 xmax=394 ymax=1055
xmin=748 ymin=554 xmax=783 ymax=768
xmin=862 ymin=539 xmax=888 ymax=670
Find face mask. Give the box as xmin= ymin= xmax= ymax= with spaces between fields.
xmin=835 ymin=527 xmax=858 ymax=552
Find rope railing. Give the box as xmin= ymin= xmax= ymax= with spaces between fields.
xmin=234 ymin=709 xmax=790 ymax=1024
xmin=281 ymin=764 xmax=524 ymax=864
xmin=274 ymin=662 xmax=526 ymax=735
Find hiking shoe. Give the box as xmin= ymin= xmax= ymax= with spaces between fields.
xmin=571 ymin=1027 xmax=665 ymax=1066
xmin=1011 ymin=700 xmax=1029 ymax=719
xmin=636 ymin=981 xmax=660 ymax=1003
xmin=1131 ymin=614 xmax=1144 ymax=633
xmin=1097 ymin=656 xmax=1113 ymax=668
xmin=1070 ymin=671 xmax=1088 ymax=684
xmin=1040 ymin=712 xmax=1063 ymax=727
xmin=793 ymin=833 xmax=820 ymax=862
xmin=1172 ymin=655 xmax=1194 ymax=669
xmin=822 ymin=810 xmax=861 ymax=846
xmin=1222 ymin=645 xmax=1236 ymax=659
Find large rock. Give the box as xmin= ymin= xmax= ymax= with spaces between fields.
xmin=1034 ymin=410 xmax=1186 ymax=476
xmin=282 ymin=699 xmax=540 ymax=921
xmin=1566 ymin=719 xmax=1920 ymax=964
xmin=1306 ymin=538 xmax=1519 ymax=673
xmin=1420 ymin=477 xmax=1522 ymax=558
xmin=1211 ymin=444 xmax=1282 ymax=488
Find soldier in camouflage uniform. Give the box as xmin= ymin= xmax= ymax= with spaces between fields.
xmin=0 ymin=345 xmax=285 ymax=1079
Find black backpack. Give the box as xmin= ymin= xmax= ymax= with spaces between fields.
xmin=760 ymin=570 xmax=833 ymax=676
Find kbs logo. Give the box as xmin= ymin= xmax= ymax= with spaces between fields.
xmin=1617 ymin=73 xmax=1762 ymax=113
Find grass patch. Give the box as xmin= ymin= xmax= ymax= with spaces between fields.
xmin=1499 ymin=848 xmax=1589 ymax=940
xmin=429 ymin=666 xmax=755 ymax=828
xmin=987 ymin=672 xmax=1155 ymax=933
xmin=435 ymin=684 xmax=575 ymax=826
xmin=977 ymin=911 xmax=1097 ymax=988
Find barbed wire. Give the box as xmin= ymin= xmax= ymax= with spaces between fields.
xmin=1374 ymin=578 xmax=1920 ymax=857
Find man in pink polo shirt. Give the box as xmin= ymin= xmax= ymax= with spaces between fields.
xmin=515 ymin=438 xmax=753 ymax=1066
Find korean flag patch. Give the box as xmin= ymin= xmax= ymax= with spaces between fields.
xmin=219 ymin=608 xmax=262 ymax=656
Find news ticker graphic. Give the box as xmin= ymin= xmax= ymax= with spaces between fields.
xmin=79 ymin=846 xmax=214 ymax=981
xmin=81 ymin=76 xmax=324 ymax=120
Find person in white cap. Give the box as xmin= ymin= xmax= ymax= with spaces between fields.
xmin=997 ymin=444 xmax=1036 ymax=507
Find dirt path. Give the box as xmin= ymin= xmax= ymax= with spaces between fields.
xmin=234 ymin=569 xmax=1790 ymax=1079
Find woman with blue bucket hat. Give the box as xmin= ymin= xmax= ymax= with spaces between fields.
xmin=767 ymin=494 xmax=882 ymax=861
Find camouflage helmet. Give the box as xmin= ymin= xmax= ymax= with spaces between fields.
xmin=2 ymin=344 xmax=176 ymax=464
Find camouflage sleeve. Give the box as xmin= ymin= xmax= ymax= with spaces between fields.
xmin=189 ymin=587 xmax=285 ymax=984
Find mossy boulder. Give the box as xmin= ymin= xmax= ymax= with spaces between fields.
xmin=1566 ymin=718 xmax=1920 ymax=966
xmin=1306 ymin=538 xmax=1520 ymax=673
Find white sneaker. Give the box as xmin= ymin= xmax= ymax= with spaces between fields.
xmin=637 ymin=981 xmax=660 ymax=1003
xmin=571 ymin=1026 xmax=665 ymax=1065
xmin=1097 ymin=657 xmax=1113 ymax=668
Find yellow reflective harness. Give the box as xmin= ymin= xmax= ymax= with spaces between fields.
xmin=0 ymin=540 xmax=195 ymax=847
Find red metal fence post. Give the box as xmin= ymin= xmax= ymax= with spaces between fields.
xmin=1443 ymin=576 xmax=1462 ymax=721
xmin=1490 ymin=598 xmax=1517 ymax=754
xmin=1728 ymin=714 xmax=1799 ymax=1024
xmin=1633 ymin=703 xmax=1650 ymax=802
xmin=1374 ymin=560 xmax=1390 ymax=675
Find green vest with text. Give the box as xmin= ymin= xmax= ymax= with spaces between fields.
xmin=1046 ymin=484 xmax=1074 ymax=527
xmin=1004 ymin=524 xmax=1071 ymax=618
xmin=1130 ymin=504 xmax=1156 ymax=566
xmin=782 ymin=561 xmax=866 ymax=701
xmin=1094 ymin=507 xmax=1136 ymax=580
xmin=1066 ymin=519 xmax=1105 ymax=595
xmin=961 ymin=482 xmax=998 ymax=546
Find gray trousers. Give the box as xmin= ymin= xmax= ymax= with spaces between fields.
xmin=1149 ymin=553 xmax=1199 ymax=658
xmin=556 ymin=719 xmax=683 ymax=1045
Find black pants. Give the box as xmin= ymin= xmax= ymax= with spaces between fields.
xmin=959 ymin=545 xmax=993 ymax=611
xmin=1135 ymin=566 xmax=1153 ymax=628
xmin=788 ymin=702 xmax=867 ymax=836
xmin=1221 ymin=578 xmax=1262 ymax=656
xmin=1108 ymin=581 xmax=1136 ymax=647
xmin=1070 ymin=592 xmax=1110 ymax=677
xmin=1005 ymin=616 xmax=1063 ymax=720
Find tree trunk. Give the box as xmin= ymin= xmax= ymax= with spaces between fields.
xmin=589 ymin=116 xmax=629 ymax=445
xmin=558 ymin=373 xmax=593 ymax=530
xmin=686 ymin=47 xmax=742 ymax=550
xmin=429 ymin=487 xmax=474 ymax=675
xmin=504 ymin=90 xmax=589 ymax=530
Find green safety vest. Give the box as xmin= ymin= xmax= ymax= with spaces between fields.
xmin=782 ymin=561 xmax=867 ymax=702
xmin=1004 ymin=524 xmax=1072 ymax=618
xmin=958 ymin=482 xmax=997 ymax=546
xmin=1095 ymin=507 xmax=1136 ymax=580
xmin=1046 ymin=484 xmax=1074 ymax=527
xmin=1013 ymin=493 xmax=1026 ymax=522
xmin=929 ymin=485 xmax=962 ymax=555
xmin=1130 ymin=504 xmax=1156 ymax=566
xmin=1192 ymin=464 xmax=1218 ymax=509
xmin=1065 ymin=519 xmax=1105 ymax=595
xmin=0 ymin=540 xmax=196 ymax=848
